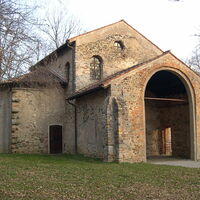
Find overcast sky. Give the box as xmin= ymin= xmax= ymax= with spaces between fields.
xmin=39 ymin=0 xmax=200 ymax=61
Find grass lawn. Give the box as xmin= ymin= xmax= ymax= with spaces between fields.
xmin=0 ymin=154 xmax=199 ymax=200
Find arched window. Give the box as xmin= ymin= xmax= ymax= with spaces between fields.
xmin=90 ymin=56 xmax=103 ymax=80
xmin=114 ymin=41 xmax=124 ymax=50
xmin=65 ymin=62 xmax=70 ymax=82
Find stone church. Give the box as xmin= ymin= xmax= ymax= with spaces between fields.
xmin=0 ymin=20 xmax=200 ymax=163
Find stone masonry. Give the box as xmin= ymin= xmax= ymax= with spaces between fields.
xmin=0 ymin=20 xmax=200 ymax=163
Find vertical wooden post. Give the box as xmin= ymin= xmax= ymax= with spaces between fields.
xmin=165 ymin=128 xmax=172 ymax=156
xmin=161 ymin=129 xmax=166 ymax=155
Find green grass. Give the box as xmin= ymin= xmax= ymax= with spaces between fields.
xmin=0 ymin=154 xmax=199 ymax=199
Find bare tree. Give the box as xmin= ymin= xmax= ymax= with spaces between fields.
xmin=0 ymin=0 xmax=41 ymax=80
xmin=187 ymin=46 xmax=200 ymax=72
xmin=0 ymin=0 xmax=84 ymax=80
xmin=186 ymin=25 xmax=200 ymax=72
xmin=39 ymin=5 xmax=83 ymax=54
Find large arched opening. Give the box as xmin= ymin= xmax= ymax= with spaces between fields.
xmin=144 ymin=70 xmax=195 ymax=160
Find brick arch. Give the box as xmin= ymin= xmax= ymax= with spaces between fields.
xmin=143 ymin=66 xmax=197 ymax=160
xmin=142 ymin=64 xmax=195 ymax=99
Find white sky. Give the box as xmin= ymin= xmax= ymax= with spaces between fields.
xmin=39 ymin=0 xmax=200 ymax=60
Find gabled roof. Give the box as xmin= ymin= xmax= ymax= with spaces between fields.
xmin=69 ymin=20 xmax=124 ymax=42
xmin=68 ymin=50 xmax=200 ymax=100
xmin=0 ymin=68 xmax=67 ymax=87
xmin=29 ymin=41 xmax=75 ymax=71
xmin=69 ymin=20 xmax=163 ymax=53
xmin=68 ymin=51 xmax=170 ymax=100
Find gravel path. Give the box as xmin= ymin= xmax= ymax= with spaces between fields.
xmin=148 ymin=157 xmax=200 ymax=168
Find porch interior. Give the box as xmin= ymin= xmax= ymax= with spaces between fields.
xmin=145 ymin=71 xmax=191 ymax=160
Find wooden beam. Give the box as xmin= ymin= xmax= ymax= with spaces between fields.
xmin=144 ymin=97 xmax=186 ymax=102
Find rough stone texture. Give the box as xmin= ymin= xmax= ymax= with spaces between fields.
xmin=145 ymin=101 xmax=161 ymax=156
xmin=1 ymin=20 xmax=200 ymax=163
xmin=11 ymin=87 xmax=65 ymax=153
xmin=64 ymin=100 xmax=76 ymax=154
xmin=104 ymin=52 xmax=200 ymax=162
xmin=103 ymin=97 xmax=119 ymax=162
xmin=34 ymin=47 xmax=74 ymax=87
xmin=145 ymin=100 xmax=190 ymax=158
xmin=65 ymin=48 xmax=200 ymax=162
xmin=0 ymin=42 xmax=76 ymax=155
xmin=31 ymin=46 xmax=76 ymax=154
xmin=0 ymin=88 xmax=11 ymax=153
xmin=73 ymin=20 xmax=162 ymax=90
xmin=159 ymin=103 xmax=190 ymax=158
xmin=76 ymin=89 xmax=108 ymax=158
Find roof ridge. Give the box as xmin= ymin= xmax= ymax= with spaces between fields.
xmin=69 ymin=19 xmax=125 ymax=42
xmin=121 ymin=20 xmax=163 ymax=53
xmin=0 ymin=68 xmax=67 ymax=86
xmin=69 ymin=20 xmax=163 ymax=53
xmin=101 ymin=51 xmax=170 ymax=85
xmin=47 ymin=68 xmax=66 ymax=83
xmin=168 ymin=51 xmax=200 ymax=78
xmin=68 ymin=52 xmax=169 ymax=100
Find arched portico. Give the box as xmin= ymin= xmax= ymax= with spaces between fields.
xmin=144 ymin=68 xmax=196 ymax=160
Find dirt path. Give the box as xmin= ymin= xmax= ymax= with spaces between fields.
xmin=148 ymin=158 xmax=200 ymax=168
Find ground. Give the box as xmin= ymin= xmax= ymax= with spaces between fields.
xmin=148 ymin=157 xmax=200 ymax=168
xmin=0 ymin=154 xmax=199 ymax=200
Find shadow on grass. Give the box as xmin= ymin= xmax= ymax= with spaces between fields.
xmin=0 ymin=153 xmax=187 ymax=171
xmin=0 ymin=153 xmax=105 ymax=164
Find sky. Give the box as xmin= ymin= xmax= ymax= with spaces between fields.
xmin=38 ymin=0 xmax=200 ymax=61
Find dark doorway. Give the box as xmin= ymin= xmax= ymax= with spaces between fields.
xmin=49 ymin=125 xmax=62 ymax=154
xmin=145 ymin=70 xmax=191 ymax=159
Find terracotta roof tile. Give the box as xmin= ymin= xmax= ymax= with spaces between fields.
xmin=69 ymin=20 xmax=125 ymax=42
xmin=68 ymin=52 xmax=169 ymax=100
xmin=0 ymin=68 xmax=67 ymax=87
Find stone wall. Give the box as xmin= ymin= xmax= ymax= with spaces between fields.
xmin=76 ymin=89 xmax=108 ymax=158
xmin=160 ymin=103 xmax=190 ymax=158
xmin=145 ymin=100 xmax=190 ymax=158
xmin=145 ymin=100 xmax=161 ymax=156
xmin=25 ymin=21 xmax=163 ymax=156
xmin=74 ymin=21 xmax=162 ymax=90
xmin=33 ymin=47 xmax=74 ymax=89
xmin=11 ymin=87 xmax=65 ymax=153
xmin=103 ymin=97 xmax=120 ymax=162
xmin=105 ymin=52 xmax=200 ymax=162
xmin=30 ymin=46 xmax=76 ymax=154
xmin=64 ymin=100 xmax=76 ymax=154
xmin=0 ymin=88 xmax=11 ymax=153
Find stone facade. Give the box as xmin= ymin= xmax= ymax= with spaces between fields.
xmin=99 ymin=52 xmax=200 ymax=162
xmin=76 ymin=89 xmax=108 ymax=158
xmin=0 ymin=20 xmax=200 ymax=163
xmin=145 ymin=98 xmax=190 ymax=158
xmin=11 ymin=87 xmax=65 ymax=153
xmin=71 ymin=20 xmax=162 ymax=90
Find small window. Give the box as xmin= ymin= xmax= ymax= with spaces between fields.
xmin=114 ymin=41 xmax=124 ymax=50
xmin=65 ymin=62 xmax=70 ymax=82
xmin=90 ymin=56 xmax=103 ymax=80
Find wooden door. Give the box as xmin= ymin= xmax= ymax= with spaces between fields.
xmin=49 ymin=125 xmax=62 ymax=154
